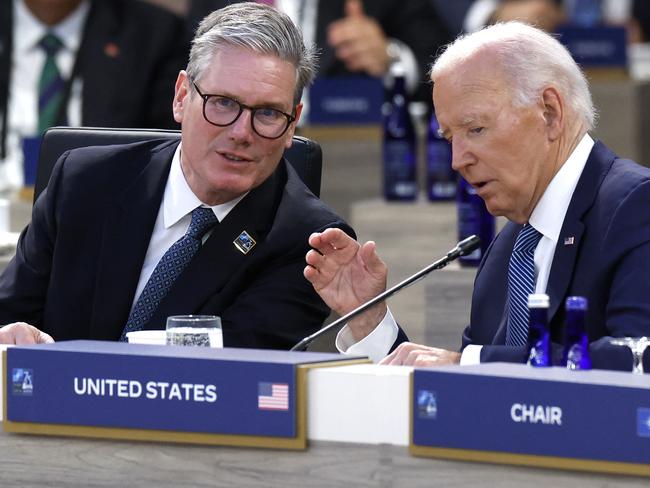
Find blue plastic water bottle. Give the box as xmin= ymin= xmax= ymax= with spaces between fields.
xmin=456 ymin=177 xmax=495 ymax=266
xmin=527 ymin=293 xmax=551 ymax=367
xmin=561 ymin=296 xmax=592 ymax=370
xmin=382 ymin=63 xmax=417 ymax=201
xmin=426 ymin=110 xmax=455 ymax=201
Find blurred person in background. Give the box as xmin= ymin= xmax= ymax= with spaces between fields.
xmin=464 ymin=0 xmax=636 ymax=32
xmin=187 ymin=0 xmax=452 ymax=103
xmin=0 ymin=0 xmax=187 ymax=192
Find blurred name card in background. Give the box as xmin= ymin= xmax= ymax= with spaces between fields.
xmin=309 ymin=77 xmax=383 ymax=125
xmin=558 ymin=26 xmax=627 ymax=77
xmin=411 ymin=363 xmax=650 ymax=476
xmin=3 ymin=341 xmax=367 ymax=449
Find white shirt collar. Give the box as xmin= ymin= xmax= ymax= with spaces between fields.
xmin=163 ymin=143 xmax=247 ymax=228
xmin=14 ymin=0 xmax=90 ymax=54
xmin=529 ymin=133 xmax=594 ymax=243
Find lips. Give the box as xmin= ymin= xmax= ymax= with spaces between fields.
xmin=470 ymin=180 xmax=493 ymax=196
xmin=218 ymin=150 xmax=253 ymax=163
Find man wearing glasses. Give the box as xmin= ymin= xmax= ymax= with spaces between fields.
xmin=0 ymin=3 xmax=353 ymax=347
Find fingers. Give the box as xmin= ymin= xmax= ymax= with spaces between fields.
xmin=379 ymin=342 xmax=424 ymax=365
xmin=344 ymin=0 xmax=364 ymax=18
xmin=308 ymin=228 xmax=359 ymax=257
xmin=327 ymin=17 xmax=388 ymax=76
xmin=304 ymin=237 xmax=359 ymax=290
xmin=0 ymin=322 xmax=54 ymax=345
xmin=379 ymin=342 xmax=461 ymax=366
xmin=359 ymin=241 xmax=387 ymax=278
xmin=36 ymin=330 xmax=55 ymax=344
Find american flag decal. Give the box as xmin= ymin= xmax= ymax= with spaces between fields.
xmin=258 ymin=382 xmax=289 ymax=410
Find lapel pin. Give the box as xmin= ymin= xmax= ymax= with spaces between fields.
xmin=234 ymin=231 xmax=256 ymax=255
xmin=564 ymin=236 xmax=575 ymax=246
xmin=104 ymin=42 xmax=120 ymax=58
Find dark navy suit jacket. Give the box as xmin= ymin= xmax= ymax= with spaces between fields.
xmin=0 ymin=139 xmax=353 ymax=350
xmin=462 ymin=141 xmax=650 ymax=371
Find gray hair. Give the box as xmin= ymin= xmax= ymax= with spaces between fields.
xmin=187 ymin=2 xmax=318 ymax=105
xmin=430 ymin=22 xmax=596 ymax=130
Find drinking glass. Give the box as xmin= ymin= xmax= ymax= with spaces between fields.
xmin=608 ymin=337 xmax=650 ymax=374
xmin=166 ymin=315 xmax=223 ymax=348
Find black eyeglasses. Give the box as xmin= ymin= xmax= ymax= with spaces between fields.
xmin=192 ymin=81 xmax=296 ymax=139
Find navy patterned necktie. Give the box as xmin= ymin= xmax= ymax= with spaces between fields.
xmin=505 ymin=224 xmax=543 ymax=346
xmin=37 ymin=33 xmax=67 ymax=134
xmin=120 ymin=207 xmax=219 ymax=341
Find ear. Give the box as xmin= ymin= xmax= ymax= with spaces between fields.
xmin=284 ymin=103 xmax=303 ymax=149
xmin=541 ymin=86 xmax=563 ymax=141
xmin=173 ymin=70 xmax=190 ymax=124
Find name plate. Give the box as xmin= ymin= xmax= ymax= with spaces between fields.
xmin=558 ymin=26 xmax=627 ymax=69
xmin=3 ymin=341 xmax=366 ymax=449
xmin=309 ymin=76 xmax=384 ymax=124
xmin=411 ymin=363 xmax=650 ymax=476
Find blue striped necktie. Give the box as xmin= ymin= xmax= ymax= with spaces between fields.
xmin=120 ymin=207 xmax=219 ymax=341
xmin=505 ymin=224 xmax=543 ymax=346
xmin=37 ymin=33 xmax=67 ymax=134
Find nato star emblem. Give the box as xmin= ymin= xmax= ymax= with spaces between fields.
xmin=234 ymin=231 xmax=256 ymax=254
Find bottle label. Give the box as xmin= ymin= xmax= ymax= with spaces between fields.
xmin=427 ymin=143 xmax=455 ymax=199
xmin=383 ymin=141 xmax=416 ymax=199
xmin=457 ymin=202 xmax=482 ymax=262
xmin=427 ymin=142 xmax=451 ymax=171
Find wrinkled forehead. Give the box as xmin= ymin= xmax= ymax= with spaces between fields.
xmin=433 ymin=54 xmax=509 ymax=104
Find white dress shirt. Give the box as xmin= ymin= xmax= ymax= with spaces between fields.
xmin=339 ymin=133 xmax=595 ymax=364
xmin=129 ymin=143 xmax=246 ymax=311
xmin=3 ymin=0 xmax=89 ymax=191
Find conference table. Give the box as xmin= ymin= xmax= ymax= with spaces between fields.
xmin=2 ymin=428 xmax=648 ymax=487
xmin=3 ymin=427 xmax=650 ymax=487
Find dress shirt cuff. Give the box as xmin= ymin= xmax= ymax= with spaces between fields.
xmin=460 ymin=344 xmax=482 ymax=365
xmin=336 ymin=308 xmax=398 ymax=363
xmin=385 ymin=38 xmax=419 ymax=94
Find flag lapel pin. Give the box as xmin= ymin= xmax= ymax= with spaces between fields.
xmin=234 ymin=231 xmax=256 ymax=254
xmin=564 ymin=236 xmax=575 ymax=246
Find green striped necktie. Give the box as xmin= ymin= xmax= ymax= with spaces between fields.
xmin=37 ymin=33 xmax=66 ymax=134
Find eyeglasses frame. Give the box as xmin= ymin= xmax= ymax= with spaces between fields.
xmin=191 ymin=81 xmax=296 ymax=140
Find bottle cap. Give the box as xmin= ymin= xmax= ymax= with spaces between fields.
xmin=565 ymin=296 xmax=588 ymax=311
xmin=389 ymin=61 xmax=405 ymax=78
xmin=528 ymin=293 xmax=549 ymax=308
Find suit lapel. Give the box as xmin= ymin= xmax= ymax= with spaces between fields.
xmin=486 ymin=223 xmax=520 ymax=345
xmin=144 ymin=161 xmax=285 ymax=329
xmin=546 ymin=141 xmax=615 ymax=320
xmin=89 ymin=142 xmax=176 ymax=339
xmin=72 ymin=1 xmax=121 ymax=126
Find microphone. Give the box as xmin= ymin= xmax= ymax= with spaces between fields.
xmin=290 ymin=235 xmax=480 ymax=352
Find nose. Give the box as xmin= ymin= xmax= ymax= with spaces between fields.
xmin=228 ymin=108 xmax=255 ymax=143
xmin=451 ymin=137 xmax=475 ymax=172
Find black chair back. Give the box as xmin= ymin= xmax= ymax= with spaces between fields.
xmin=34 ymin=126 xmax=323 ymax=203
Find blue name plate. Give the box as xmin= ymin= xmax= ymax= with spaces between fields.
xmin=557 ymin=26 xmax=627 ymax=68
xmin=412 ymin=363 xmax=650 ymax=475
xmin=309 ymin=76 xmax=383 ymax=124
xmin=4 ymin=341 xmax=363 ymax=448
